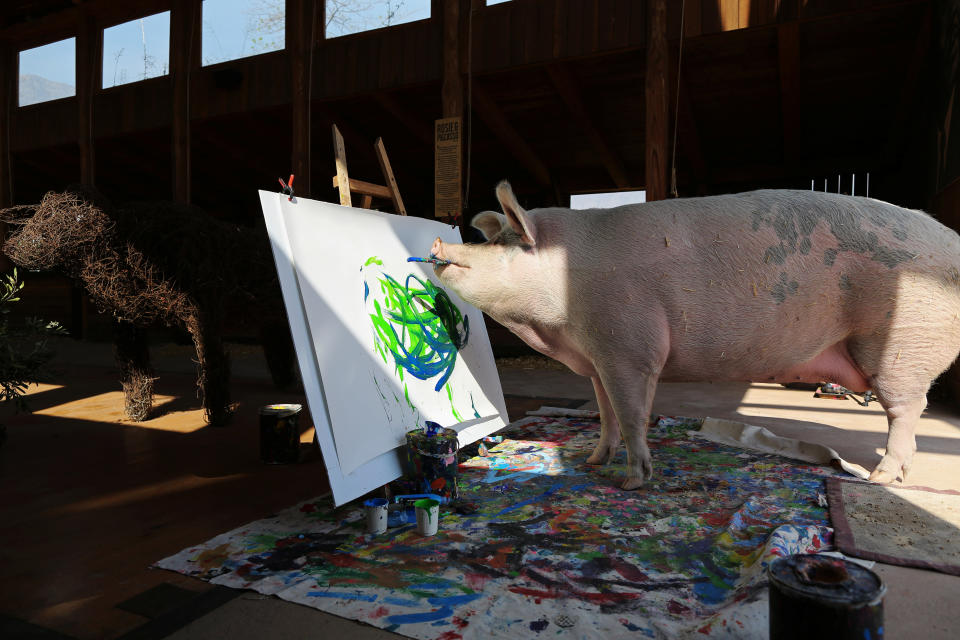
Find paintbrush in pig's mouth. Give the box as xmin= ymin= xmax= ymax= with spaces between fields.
xmin=407 ymin=254 xmax=452 ymax=266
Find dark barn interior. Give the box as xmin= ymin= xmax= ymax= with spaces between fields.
xmin=1 ymin=1 xmax=960 ymax=639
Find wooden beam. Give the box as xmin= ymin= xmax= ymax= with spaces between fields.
xmin=374 ymin=92 xmax=434 ymax=147
xmin=375 ymin=137 xmax=406 ymax=215
xmin=472 ymin=84 xmax=551 ymax=187
xmin=332 ymin=124 xmax=352 ymax=206
xmin=0 ymin=43 xmax=11 ymax=207
xmin=545 ymin=64 xmax=630 ymax=189
xmin=645 ymin=0 xmax=668 ymax=201
xmin=76 ymin=10 xmax=100 ymax=186
xmin=0 ymin=43 xmax=12 ymax=271
xmin=288 ymin=0 xmax=318 ymax=198
xmin=171 ymin=0 xmax=199 ymax=204
xmin=441 ymin=0 xmax=463 ymax=119
xmin=332 ymin=176 xmax=393 ymax=200
xmin=777 ymin=21 xmax=800 ymax=169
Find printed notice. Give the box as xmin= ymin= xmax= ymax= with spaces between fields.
xmin=434 ymin=117 xmax=462 ymax=218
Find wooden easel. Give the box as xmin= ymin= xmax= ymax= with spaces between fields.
xmin=331 ymin=124 xmax=406 ymax=215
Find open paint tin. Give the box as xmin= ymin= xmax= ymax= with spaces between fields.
xmin=768 ymin=554 xmax=885 ymax=639
xmin=259 ymin=403 xmax=302 ymax=464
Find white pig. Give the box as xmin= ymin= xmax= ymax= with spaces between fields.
xmin=432 ymin=182 xmax=960 ymax=489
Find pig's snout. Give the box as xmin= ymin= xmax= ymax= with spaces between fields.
xmin=431 ymin=237 xmax=443 ymax=258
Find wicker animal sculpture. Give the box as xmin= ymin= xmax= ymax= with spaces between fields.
xmin=0 ymin=186 xmax=295 ymax=425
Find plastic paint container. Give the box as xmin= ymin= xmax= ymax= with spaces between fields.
xmin=414 ymin=498 xmax=440 ymax=536
xmin=364 ymin=498 xmax=389 ymax=534
xmin=404 ymin=426 xmax=459 ymax=500
xmin=768 ymin=554 xmax=885 ymax=640
xmin=259 ymin=404 xmax=302 ymax=464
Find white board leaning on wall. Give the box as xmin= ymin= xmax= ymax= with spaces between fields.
xmin=259 ymin=192 xmax=508 ymax=506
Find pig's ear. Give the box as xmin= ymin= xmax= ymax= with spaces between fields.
xmin=470 ymin=211 xmax=506 ymax=240
xmin=496 ymin=181 xmax=536 ymax=246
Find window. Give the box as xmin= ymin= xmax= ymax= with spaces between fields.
xmin=18 ymin=38 xmax=76 ymax=107
xmin=102 ymin=12 xmax=170 ymax=88
xmin=325 ymin=0 xmax=430 ymax=39
xmin=486 ymin=1 xmax=513 ymax=5
xmin=571 ymin=191 xmax=646 ymax=209
xmin=203 ymin=0 xmax=285 ymax=66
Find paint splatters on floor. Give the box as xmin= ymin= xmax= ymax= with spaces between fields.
xmin=156 ymin=415 xmax=842 ymax=639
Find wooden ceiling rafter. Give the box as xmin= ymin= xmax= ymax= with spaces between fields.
xmin=545 ymin=62 xmax=631 ymax=189
xmin=471 ymin=83 xmax=551 ymax=188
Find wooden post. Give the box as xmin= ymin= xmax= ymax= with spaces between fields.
xmin=332 ymin=124 xmax=351 ymax=206
xmin=171 ymin=0 xmax=199 ymax=203
xmin=0 ymin=43 xmax=12 ymax=271
xmin=288 ymin=0 xmax=318 ymax=199
xmin=77 ymin=10 xmax=100 ymax=186
xmin=437 ymin=0 xmax=463 ymax=221
xmin=645 ymin=0 xmax=668 ymax=202
xmin=375 ymin=137 xmax=406 ymax=215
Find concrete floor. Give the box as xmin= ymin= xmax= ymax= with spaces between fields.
xmin=2 ymin=338 xmax=959 ymax=639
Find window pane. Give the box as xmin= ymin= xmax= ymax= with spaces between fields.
xmin=203 ymin=0 xmax=285 ymax=66
xmin=18 ymin=38 xmax=76 ymax=107
xmin=571 ymin=191 xmax=646 ymax=209
xmin=325 ymin=0 xmax=430 ymax=39
xmin=102 ymin=12 xmax=171 ymax=88
xmin=486 ymin=1 xmax=513 ymax=5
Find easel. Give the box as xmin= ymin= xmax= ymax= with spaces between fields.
xmin=331 ymin=124 xmax=407 ymax=215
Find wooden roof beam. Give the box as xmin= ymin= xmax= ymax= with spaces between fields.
xmin=545 ymin=63 xmax=630 ymax=189
xmin=373 ymin=92 xmax=435 ymax=147
xmin=471 ymin=84 xmax=551 ymax=188
xmin=777 ymin=21 xmax=800 ymax=169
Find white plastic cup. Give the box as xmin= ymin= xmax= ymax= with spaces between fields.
xmin=364 ymin=498 xmax=389 ymax=534
xmin=414 ymin=498 xmax=440 ymax=536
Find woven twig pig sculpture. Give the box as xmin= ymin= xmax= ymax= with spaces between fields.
xmin=432 ymin=182 xmax=960 ymax=489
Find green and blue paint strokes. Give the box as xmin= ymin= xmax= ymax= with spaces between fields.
xmin=363 ymin=256 xmax=470 ymax=423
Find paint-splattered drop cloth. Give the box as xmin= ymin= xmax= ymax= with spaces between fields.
xmin=155 ymin=416 xmax=844 ymax=638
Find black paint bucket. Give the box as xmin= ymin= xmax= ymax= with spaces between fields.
xmin=259 ymin=404 xmax=302 ymax=464
xmin=768 ymin=554 xmax=885 ymax=640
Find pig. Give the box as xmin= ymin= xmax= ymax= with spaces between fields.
xmin=431 ymin=182 xmax=960 ymax=489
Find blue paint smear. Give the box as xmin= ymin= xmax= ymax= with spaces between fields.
xmin=306 ymin=591 xmax=378 ymax=602
xmin=498 ymin=482 xmax=564 ymax=515
xmin=693 ymin=580 xmax=729 ymax=605
xmin=411 ymin=582 xmax=455 ymax=591
xmin=386 ymin=605 xmax=453 ymax=625
xmin=382 ymin=596 xmax=421 ymax=607
xmin=427 ymin=593 xmax=483 ymax=607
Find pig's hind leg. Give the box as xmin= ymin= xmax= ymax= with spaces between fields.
xmin=586 ymin=376 xmax=621 ymax=465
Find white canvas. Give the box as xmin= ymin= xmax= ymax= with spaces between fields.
xmin=259 ymin=192 xmax=508 ymax=506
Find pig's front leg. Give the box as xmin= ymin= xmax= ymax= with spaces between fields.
xmin=597 ymin=365 xmax=661 ymax=490
xmin=585 ymin=376 xmax=621 ymax=465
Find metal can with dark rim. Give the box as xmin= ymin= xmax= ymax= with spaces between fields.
xmin=768 ymin=554 xmax=885 ymax=639
xmin=259 ymin=404 xmax=302 ymax=464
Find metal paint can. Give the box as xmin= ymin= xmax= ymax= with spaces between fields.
xmin=768 ymin=554 xmax=885 ymax=639
xmin=259 ymin=403 xmax=302 ymax=464
xmin=404 ymin=425 xmax=460 ymax=500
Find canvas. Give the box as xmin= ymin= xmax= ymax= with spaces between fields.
xmin=259 ymin=192 xmax=508 ymax=505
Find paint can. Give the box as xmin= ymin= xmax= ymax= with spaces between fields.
xmin=414 ymin=498 xmax=440 ymax=536
xmin=259 ymin=404 xmax=302 ymax=464
xmin=404 ymin=423 xmax=459 ymax=500
xmin=364 ymin=498 xmax=389 ymax=534
xmin=768 ymin=554 xmax=885 ymax=640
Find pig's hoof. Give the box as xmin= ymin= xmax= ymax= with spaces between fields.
xmin=586 ymin=444 xmax=617 ymax=465
xmin=620 ymin=476 xmax=646 ymax=491
xmin=868 ymin=456 xmax=903 ymax=484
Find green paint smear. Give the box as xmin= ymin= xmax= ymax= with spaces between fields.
xmin=364 ymin=256 xmax=383 ymax=266
xmin=446 ymin=383 xmax=463 ymax=422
